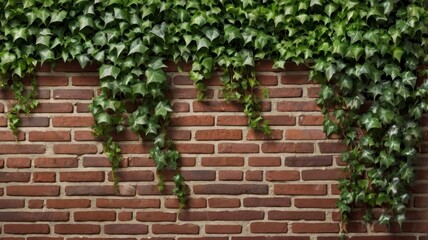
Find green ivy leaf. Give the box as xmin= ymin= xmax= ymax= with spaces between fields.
xmin=145 ymin=68 xmax=166 ymax=85
xmin=100 ymin=64 xmax=121 ymax=79
xmin=155 ymin=101 xmax=173 ymax=119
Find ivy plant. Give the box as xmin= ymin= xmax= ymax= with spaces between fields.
xmin=0 ymin=0 xmax=427 ymax=235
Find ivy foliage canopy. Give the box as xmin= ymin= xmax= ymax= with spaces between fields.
xmin=0 ymin=0 xmax=427 ymax=234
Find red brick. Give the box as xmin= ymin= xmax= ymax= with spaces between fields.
xmin=245 ymin=170 xmax=263 ymax=181
xmin=299 ymin=115 xmax=324 ymax=126
xmin=262 ymin=143 xmax=314 ymax=153
xmin=6 ymin=158 xmax=31 ymax=168
xmin=181 ymin=210 xmax=264 ymax=221
xmin=248 ymin=157 xmax=281 ymax=167
xmin=0 ymin=144 xmax=45 ymax=154
xmin=172 ymin=75 xmax=193 ymax=85
xmin=28 ymin=199 xmax=44 ymax=209
xmin=104 ymin=224 xmax=148 ymax=234
xmin=281 ymin=74 xmax=309 ymax=84
xmin=256 ymin=74 xmax=278 ymax=86
xmin=33 ymin=172 xmax=56 ymax=182
xmin=52 ymin=116 xmax=94 ymax=127
xmin=414 ymin=197 xmax=428 ymax=207
xmin=108 ymin=170 xmax=154 ymax=182
xmin=250 ymin=222 xmax=287 ymax=233
xmin=35 ymin=157 xmax=78 ymax=168
xmin=219 ymin=170 xmax=243 ymax=181
xmin=218 ymin=143 xmax=259 ymax=153
xmin=152 ymin=224 xmax=199 ymax=234
xmin=266 ymin=170 xmax=300 ymax=181
xmin=294 ymin=198 xmax=338 ymax=208
xmin=0 ymin=131 xmax=24 ymax=141
xmin=20 ymin=117 xmax=49 ymax=127
xmin=31 ymin=103 xmax=73 ymax=113
xmin=247 ymin=130 xmax=283 ymax=140
xmin=136 ymin=212 xmax=176 ymax=222
xmin=74 ymin=130 xmax=97 ymax=141
xmin=53 ymin=144 xmax=98 ymax=154
xmin=277 ymin=101 xmax=318 ymax=111
xmin=195 ymin=129 xmax=242 ymax=140
xmin=55 ymin=224 xmax=100 ymax=234
xmin=47 ymin=199 xmax=91 ymax=209
xmin=74 ymin=211 xmax=116 ymax=221
xmin=175 ymin=143 xmax=214 ymax=154
xmin=7 ymin=186 xmax=60 ymax=196
xmin=66 ymin=185 xmax=135 ymax=196
xmin=302 ymin=169 xmax=349 ymax=180
xmin=60 ymin=171 xmax=105 ymax=182
xmin=120 ymin=143 xmax=152 ymax=154
xmin=268 ymin=87 xmax=302 ymax=98
xmin=206 ymin=224 xmax=242 ymax=234
xmin=0 ymin=212 xmax=69 ymax=222
xmin=307 ymin=86 xmax=321 ymax=98
xmin=137 ymin=184 xmax=174 ymax=195
xmin=193 ymin=101 xmax=243 ymax=112
xmin=268 ymin=210 xmax=325 ymax=220
xmin=0 ymin=116 xmax=7 ymax=126
xmin=231 ymin=237 xmax=307 ymax=240
xmin=285 ymin=129 xmax=325 ymax=140
xmin=217 ymin=116 xmax=248 ymax=126
xmin=274 ymin=184 xmax=327 ymax=195
xmin=164 ymin=61 xmax=192 ymax=72
xmin=201 ymin=157 xmax=244 ymax=166
xmin=0 ymin=172 xmax=31 ymax=182
xmin=285 ymin=156 xmax=333 ymax=167
xmin=118 ymin=211 xmax=133 ymax=221
xmin=96 ymin=198 xmax=160 ymax=208
xmin=76 ymin=103 xmax=90 ymax=112
xmin=29 ymin=131 xmax=71 ymax=141
xmin=243 ymin=197 xmax=291 ymax=207
xmin=172 ymin=102 xmax=190 ymax=112
xmin=4 ymin=224 xmax=50 ymax=234
xmin=318 ymin=142 xmax=347 ymax=153
xmin=83 ymin=156 xmax=127 ymax=167
xmin=193 ymin=184 xmax=268 ymax=195
xmin=292 ymin=223 xmax=339 ymax=233
xmin=168 ymin=130 xmax=191 ymax=140
xmin=0 ymin=199 xmax=25 ymax=209
xmin=35 ymin=76 xmax=68 ymax=86
xmin=208 ymin=198 xmax=240 ymax=208
xmin=72 ymin=76 xmax=100 ymax=86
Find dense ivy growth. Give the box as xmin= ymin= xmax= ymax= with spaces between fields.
xmin=0 ymin=0 xmax=427 ymax=235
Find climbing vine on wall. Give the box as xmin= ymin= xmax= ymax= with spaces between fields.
xmin=0 ymin=0 xmax=427 ymax=235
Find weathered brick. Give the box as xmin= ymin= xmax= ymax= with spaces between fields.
xmin=72 ymin=76 xmax=100 ymax=86
xmin=250 ymin=222 xmax=287 ymax=233
xmin=66 ymin=185 xmax=136 ymax=196
xmin=206 ymin=224 xmax=242 ymax=234
xmin=4 ymin=224 xmax=50 ymax=234
xmin=294 ymin=198 xmax=338 ymax=209
xmin=31 ymin=103 xmax=73 ymax=113
xmin=0 ymin=172 xmax=31 ymax=182
xmin=266 ymin=171 xmax=300 ymax=181
xmin=201 ymin=157 xmax=244 ymax=166
xmin=193 ymin=184 xmax=268 ymax=195
xmin=285 ymin=129 xmax=325 ymax=140
xmin=53 ymin=144 xmax=98 ymax=154
xmin=34 ymin=157 xmax=78 ymax=168
xmin=281 ymin=74 xmax=309 ymax=84
xmin=7 ymin=186 xmax=60 ymax=196
xmin=277 ymin=101 xmax=318 ymax=112
xmin=6 ymin=158 xmax=31 ymax=168
xmin=268 ymin=210 xmax=325 ymax=220
xmin=262 ymin=143 xmax=314 ymax=153
xmin=218 ymin=143 xmax=259 ymax=153
xmin=60 ymin=171 xmax=105 ymax=182
xmin=55 ymin=224 xmax=100 ymax=234
xmin=302 ymin=169 xmax=349 ymax=180
xmin=35 ymin=76 xmax=68 ymax=86
xmin=47 ymin=199 xmax=91 ymax=209
xmin=74 ymin=211 xmax=116 ymax=221
xmin=52 ymin=116 xmax=94 ymax=127
xmin=292 ymin=223 xmax=339 ymax=233
xmin=285 ymin=156 xmax=333 ymax=167
xmin=243 ymin=197 xmax=291 ymax=207
xmin=219 ymin=170 xmax=243 ymax=181
xmin=97 ymin=199 xmax=160 ymax=209
xmin=0 ymin=199 xmax=25 ymax=209
xmin=195 ymin=129 xmax=242 ymax=140
xmin=0 ymin=144 xmax=45 ymax=154
xmin=136 ymin=212 xmax=176 ymax=222
xmin=105 ymin=224 xmax=148 ymax=234
xmin=29 ymin=131 xmax=71 ymax=142
xmin=152 ymin=224 xmax=199 ymax=234
xmin=33 ymin=172 xmax=56 ymax=182
xmin=175 ymin=143 xmax=214 ymax=154
xmin=274 ymin=184 xmax=327 ymax=195
xmin=208 ymin=198 xmax=240 ymax=208
xmin=0 ymin=212 xmax=69 ymax=222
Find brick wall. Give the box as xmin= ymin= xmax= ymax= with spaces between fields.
xmin=0 ymin=61 xmax=426 ymax=240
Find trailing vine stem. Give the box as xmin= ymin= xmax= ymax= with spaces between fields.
xmin=0 ymin=0 xmax=427 ymax=231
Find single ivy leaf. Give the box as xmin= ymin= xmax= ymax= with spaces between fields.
xmin=145 ymin=68 xmax=166 ymax=85
xmin=197 ymin=37 xmax=211 ymax=51
xmin=224 ymin=24 xmax=242 ymax=43
xmin=38 ymin=48 xmax=55 ymax=64
xmin=401 ymin=71 xmax=416 ymax=88
xmin=50 ymin=10 xmax=67 ymax=24
xmin=151 ymin=23 xmax=167 ymax=41
xmin=155 ymin=101 xmax=172 ymax=119
xmin=324 ymin=3 xmax=337 ymax=17
xmin=205 ymin=28 xmax=220 ymax=41
xmin=360 ymin=113 xmax=382 ymax=131
xmin=99 ymin=64 xmax=120 ymax=79
xmin=148 ymin=57 xmax=166 ymax=70
xmin=384 ymin=64 xmax=401 ymax=80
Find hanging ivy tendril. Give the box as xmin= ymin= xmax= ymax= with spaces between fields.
xmin=0 ymin=0 xmax=427 ymax=235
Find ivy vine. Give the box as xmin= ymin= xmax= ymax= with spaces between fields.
xmin=0 ymin=0 xmax=427 ymax=235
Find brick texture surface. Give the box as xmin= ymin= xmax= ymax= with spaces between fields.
xmin=0 ymin=61 xmax=426 ymax=239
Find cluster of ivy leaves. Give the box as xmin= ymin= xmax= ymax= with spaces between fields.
xmin=0 ymin=0 xmax=427 ymax=234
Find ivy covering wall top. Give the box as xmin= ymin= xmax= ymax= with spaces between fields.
xmin=0 ymin=0 xmax=427 ymax=237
